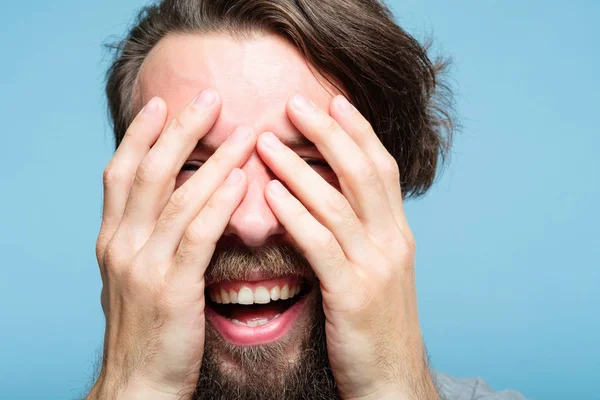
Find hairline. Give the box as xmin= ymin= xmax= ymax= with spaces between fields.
xmin=129 ymin=28 xmax=347 ymax=125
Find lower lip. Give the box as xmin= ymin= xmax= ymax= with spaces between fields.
xmin=205 ymin=297 xmax=307 ymax=346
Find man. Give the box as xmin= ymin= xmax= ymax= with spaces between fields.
xmin=87 ymin=0 xmax=526 ymax=399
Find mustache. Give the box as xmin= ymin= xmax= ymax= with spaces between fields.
xmin=204 ymin=241 xmax=316 ymax=285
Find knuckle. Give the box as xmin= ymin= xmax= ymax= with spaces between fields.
xmin=174 ymin=242 xmax=197 ymax=268
xmin=170 ymin=112 xmax=189 ymax=134
xmin=380 ymin=154 xmax=400 ymax=181
xmin=293 ymin=204 xmax=311 ymax=222
xmin=375 ymin=260 xmax=398 ymax=285
xmin=314 ymin=229 xmax=337 ymax=251
xmin=102 ymin=231 xmax=148 ymax=279
xmin=169 ymin=185 xmax=192 ymax=211
xmin=136 ymin=155 xmax=166 ymax=185
xmin=95 ymin=237 xmax=107 ymax=266
xmin=406 ymin=234 xmax=417 ymax=256
xmin=184 ymin=219 xmax=212 ymax=245
xmin=100 ymin=290 xmax=108 ymax=315
xmin=203 ymin=194 xmax=221 ymax=215
xmin=126 ymin=256 xmax=166 ymax=294
xmin=396 ymin=233 xmax=416 ymax=262
xmin=357 ymin=117 xmax=375 ymax=135
xmin=355 ymin=158 xmax=380 ymax=186
xmin=123 ymin=263 xmax=146 ymax=292
xmin=103 ymin=240 xmax=124 ymax=275
xmin=158 ymin=208 xmax=178 ymax=234
xmin=102 ymin=163 xmax=125 ymax=187
xmin=170 ymin=104 xmax=204 ymax=135
xmin=325 ymin=190 xmax=349 ymax=214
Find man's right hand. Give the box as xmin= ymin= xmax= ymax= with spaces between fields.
xmin=87 ymin=89 xmax=256 ymax=399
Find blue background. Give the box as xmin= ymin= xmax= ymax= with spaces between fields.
xmin=0 ymin=1 xmax=598 ymax=399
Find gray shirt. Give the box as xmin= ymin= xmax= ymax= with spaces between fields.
xmin=434 ymin=372 xmax=527 ymax=400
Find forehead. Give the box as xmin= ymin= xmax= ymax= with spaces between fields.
xmin=138 ymin=32 xmax=342 ymax=146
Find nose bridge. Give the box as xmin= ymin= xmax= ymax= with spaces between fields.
xmin=223 ymin=152 xmax=284 ymax=247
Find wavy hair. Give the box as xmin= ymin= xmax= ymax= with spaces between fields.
xmin=105 ymin=0 xmax=456 ymax=198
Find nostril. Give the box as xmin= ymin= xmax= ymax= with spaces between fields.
xmin=224 ymin=212 xmax=284 ymax=248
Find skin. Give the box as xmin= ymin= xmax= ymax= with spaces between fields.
xmin=89 ymin=32 xmax=438 ymax=399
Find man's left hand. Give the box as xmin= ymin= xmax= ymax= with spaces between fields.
xmin=256 ymin=94 xmax=439 ymax=400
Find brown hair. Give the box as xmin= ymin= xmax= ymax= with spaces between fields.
xmin=105 ymin=0 xmax=456 ymax=198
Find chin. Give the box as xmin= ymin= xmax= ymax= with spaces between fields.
xmin=192 ymin=243 xmax=339 ymax=399
xmin=195 ymin=288 xmax=338 ymax=399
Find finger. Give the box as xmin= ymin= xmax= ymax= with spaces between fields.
xmin=264 ymin=179 xmax=356 ymax=295
xmin=151 ymin=126 xmax=256 ymax=254
xmin=329 ymin=95 xmax=409 ymax=234
xmin=257 ymin=131 xmax=373 ymax=264
xmin=119 ymin=88 xmax=221 ymax=243
xmin=98 ymin=97 xmax=167 ymax=265
xmin=167 ymin=168 xmax=247 ymax=285
xmin=285 ymin=94 xmax=395 ymax=237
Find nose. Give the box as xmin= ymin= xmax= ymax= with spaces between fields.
xmin=222 ymin=152 xmax=285 ymax=247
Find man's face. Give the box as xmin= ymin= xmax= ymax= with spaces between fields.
xmin=139 ymin=32 xmax=343 ymax=398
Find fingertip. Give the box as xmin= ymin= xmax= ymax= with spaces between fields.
xmin=257 ymin=131 xmax=283 ymax=152
xmin=228 ymin=126 xmax=255 ymax=143
xmin=266 ymin=179 xmax=289 ymax=198
xmin=135 ymin=97 xmax=168 ymax=139
xmin=290 ymin=93 xmax=316 ymax=114
xmin=192 ymin=88 xmax=222 ymax=111
xmin=193 ymin=88 xmax=217 ymax=107
xmin=154 ymin=96 xmax=167 ymax=112
xmin=141 ymin=96 xmax=166 ymax=116
xmin=285 ymin=94 xmax=306 ymax=116
xmin=331 ymin=94 xmax=356 ymax=117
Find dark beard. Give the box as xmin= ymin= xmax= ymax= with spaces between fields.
xmin=192 ymin=242 xmax=340 ymax=400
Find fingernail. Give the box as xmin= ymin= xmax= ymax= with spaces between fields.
xmin=229 ymin=126 xmax=254 ymax=142
xmin=260 ymin=132 xmax=282 ymax=150
xmin=142 ymin=97 xmax=160 ymax=115
xmin=291 ymin=94 xmax=315 ymax=113
xmin=335 ymin=95 xmax=356 ymax=115
xmin=269 ymin=180 xmax=288 ymax=197
xmin=194 ymin=88 xmax=216 ymax=108
xmin=225 ymin=169 xmax=243 ymax=185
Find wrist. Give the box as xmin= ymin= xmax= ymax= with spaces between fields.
xmin=87 ymin=372 xmax=193 ymax=400
xmin=344 ymin=374 xmax=440 ymax=400
xmin=122 ymin=379 xmax=193 ymax=400
xmin=346 ymin=387 xmax=439 ymax=400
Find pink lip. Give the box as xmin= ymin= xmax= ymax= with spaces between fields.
xmin=205 ymin=296 xmax=307 ymax=346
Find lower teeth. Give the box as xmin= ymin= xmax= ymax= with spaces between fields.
xmin=230 ymin=313 xmax=281 ymax=327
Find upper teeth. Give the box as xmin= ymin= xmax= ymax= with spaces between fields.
xmin=209 ymin=284 xmax=302 ymax=305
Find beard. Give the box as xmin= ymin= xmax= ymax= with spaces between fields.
xmin=192 ymin=242 xmax=340 ymax=400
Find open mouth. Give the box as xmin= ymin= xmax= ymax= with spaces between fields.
xmin=205 ymin=276 xmax=313 ymax=345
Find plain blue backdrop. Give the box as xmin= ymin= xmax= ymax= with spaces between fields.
xmin=0 ymin=1 xmax=598 ymax=399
